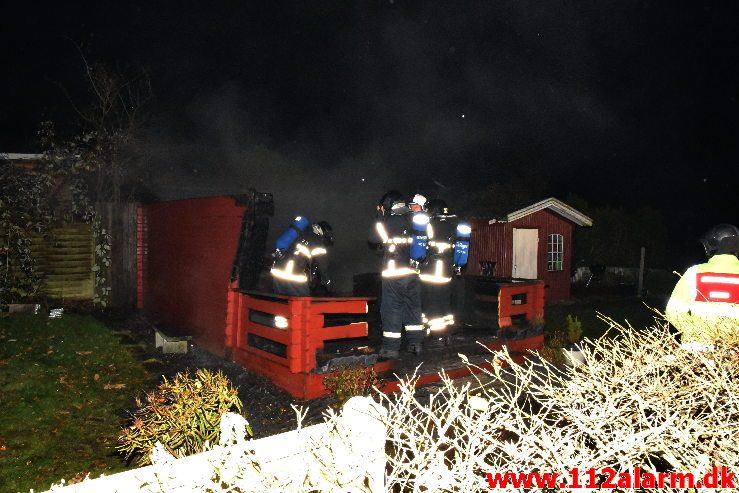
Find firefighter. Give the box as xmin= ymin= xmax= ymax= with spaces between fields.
xmin=270 ymin=216 xmax=332 ymax=297
xmin=369 ymin=190 xmax=429 ymax=359
xmin=665 ymin=223 xmax=739 ymax=351
xmin=419 ymin=199 xmax=471 ymax=344
xmin=308 ymin=221 xmax=334 ymax=295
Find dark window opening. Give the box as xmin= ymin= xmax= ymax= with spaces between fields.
xmin=247 ymin=333 xmax=287 ymax=358
xmin=511 ymin=293 xmax=528 ymax=305
xmin=322 ymin=313 xmax=367 ymax=327
xmin=249 ymin=309 xmax=284 ymax=328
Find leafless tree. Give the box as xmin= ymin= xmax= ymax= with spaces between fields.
xmin=43 ymin=45 xmax=154 ymax=204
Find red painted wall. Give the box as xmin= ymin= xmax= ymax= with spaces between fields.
xmin=468 ymin=209 xmax=575 ymax=303
xmin=138 ymin=197 xmax=246 ymax=356
xmin=468 ymin=219 xmax=510 ymax=277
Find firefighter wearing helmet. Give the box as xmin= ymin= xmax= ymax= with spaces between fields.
xmin=665 ymin=223 xmax=739 ymax=350
xmin=270 ymin=216 xmax=332 ymax=297
xmin=419 ymin=198 xmax=471 ymax=343
xmin=409 ymin=193 xmax=427 ymax=213
xmin=369 ymin=190 xmax=429 ymax=358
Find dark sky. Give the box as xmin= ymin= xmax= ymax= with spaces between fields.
xmin=2 ymin=1 xmax=737 ymax=287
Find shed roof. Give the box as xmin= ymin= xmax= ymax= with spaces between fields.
xmin=0 ymin=153 xmax=43 ymax=161
xmin=503 ymin=197 xmax=592 ymax=226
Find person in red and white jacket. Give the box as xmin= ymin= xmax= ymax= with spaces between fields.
xmin=665 ymin=224 xmax=739 ymax=351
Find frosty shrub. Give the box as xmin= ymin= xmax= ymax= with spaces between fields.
xmin=379 ymin=317 xmax=739 ymax=492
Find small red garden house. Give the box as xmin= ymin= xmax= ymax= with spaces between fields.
xmin=468 ymin=197 xmax=593 ymax=303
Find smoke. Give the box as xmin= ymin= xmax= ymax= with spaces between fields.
xmin=132 ymin=2 xmax=627 ymax=294
xmin=122 ymin=0 xmax=734 ymax=292
xmin=140 ymin=84 xmax=412 ymax=294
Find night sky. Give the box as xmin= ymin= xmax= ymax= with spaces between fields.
xmin=2 ymin=1 xmax=737 ymax=290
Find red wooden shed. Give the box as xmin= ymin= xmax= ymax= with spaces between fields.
xmin=137 ymin=196 xmax=247 ymax=356
xmin=467 ymin=197 xmax=592 ymax=304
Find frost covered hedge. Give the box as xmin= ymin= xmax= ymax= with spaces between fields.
xmin=381 ymin=317 xmax=739 ymax=492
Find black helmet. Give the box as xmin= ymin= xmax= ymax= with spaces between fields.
xmin=312 ymin=221 xmax=334 ymax=246
xmin=700 ymin=223 xmax=739 ymax=257
xmin=426 ymin=198 xmax=450 ymax=216
xmin=378 ymin=190 xmax=404 ymax=213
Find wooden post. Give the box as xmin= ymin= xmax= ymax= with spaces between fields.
xmin=97 ymin=202 xmax=138 ymax=310
xmin=637 ymin=246 xmax=645 ymax=298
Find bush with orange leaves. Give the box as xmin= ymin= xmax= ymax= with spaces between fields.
xmin=116 ymin=368 xmax=250 ymax=466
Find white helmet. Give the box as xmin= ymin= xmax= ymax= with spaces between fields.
xmin=410 ymin=194 xmax=427 ymax=209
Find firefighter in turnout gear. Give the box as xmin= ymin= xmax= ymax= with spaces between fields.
xmin=308 ymin=221 xmax=333 ymax=295
xmin=419 ymin=199 xmax=471 ymax=343
xmin=665 ymin=223 xmax=739 ymax=351
xmin=369 ymin=190 xmax=429 ymax=359
xmin=270 ymin=216 xmax=332 ymax=297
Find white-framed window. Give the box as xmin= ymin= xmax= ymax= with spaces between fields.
xmin=547 ymin=233 xmax=564 ymax=272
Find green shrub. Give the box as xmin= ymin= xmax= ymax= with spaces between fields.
xmin=565 ymin=314 xmax=583 ymax=344
xmin=324 ymin=366 xmax=379 ymax=408
xmin=539 ymin=329 xmax=566 ymax=364
xmin=0 ymin=158 xmax=54 ymax=307
xmin=539 ymin=314 xmax=583 ymax=364
xmin=117 ymin=369 xmax=249 ymax=466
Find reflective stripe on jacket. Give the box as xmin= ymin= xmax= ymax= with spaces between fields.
xmin=271 ymin=233 xmax=328 ymax=285
xmin=370 ymin=210 xmax=421 ymax=278
xmin=665 ymin=254 xmax=739 ymax=345
xmin=419 ymin=216 xmax=457 ymax=283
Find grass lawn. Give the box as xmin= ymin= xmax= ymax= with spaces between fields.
xmin=544 ymin=292 xmax=669 ymax=340
xmin=0 ymin=313 xmax=149 ymax=493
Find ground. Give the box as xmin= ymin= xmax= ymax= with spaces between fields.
xmin=102 ymin=312 xmax=334 ymax=439
xmin=101 ymin=311 xmax=495 ymax=439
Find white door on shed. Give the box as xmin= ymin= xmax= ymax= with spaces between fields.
xmin=512 ymin=228 xmax=538 ymax=279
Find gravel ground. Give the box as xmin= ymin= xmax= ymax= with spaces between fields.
xmin=101 ymin=312 xmax=335 ymax=439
